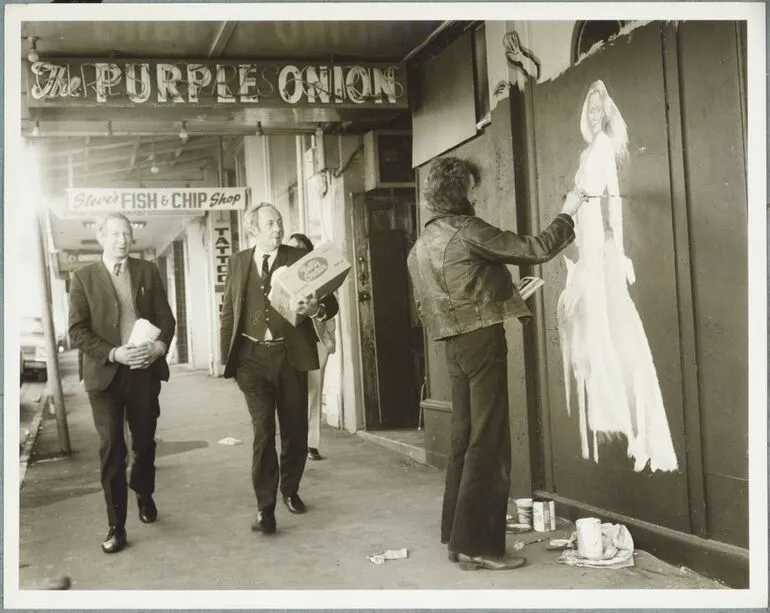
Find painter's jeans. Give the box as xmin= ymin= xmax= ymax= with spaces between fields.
xmin=441 ymin=323 xmax=511 ymax=557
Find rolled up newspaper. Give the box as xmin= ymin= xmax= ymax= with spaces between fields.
xmin=515 ymin=276 xmax=544 ymax=300
xmin=127 ymin=318 xmax=161 ymax=346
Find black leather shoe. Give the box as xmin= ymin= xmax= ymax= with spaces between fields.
xmin=137 ymin=495 xmax=158 ymax=523
xmin=456 ymin=553 xmax=526 ymax=571
xmin=101 ymin=526 xmax=127 ymax=554
xmin=307 ymin=448 xmax=322 ymax=461
xmin=251 ymin=509 xmax=276 ymax=534
xmin=282 ymin=493 xmax=306 ymax=514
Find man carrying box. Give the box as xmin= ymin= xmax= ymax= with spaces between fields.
xmin=220 ymin=202 xmax=338 ymax=535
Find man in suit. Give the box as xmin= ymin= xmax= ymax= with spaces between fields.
xmin=68 ymin=212 xmax=175 ymax=554
xmin=220 ymin=202 xmax=338 ymax=535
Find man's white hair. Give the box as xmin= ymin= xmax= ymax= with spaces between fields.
xmin=94 ymin=212 xmax=133 ymax=238
xmin=244 ymin=202 xmax=281 ymax=232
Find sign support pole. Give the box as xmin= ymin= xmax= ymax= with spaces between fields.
xmin=35 ymin=210 xmax=71 ymax=455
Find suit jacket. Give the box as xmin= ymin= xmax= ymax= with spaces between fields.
xmin=68 ymin=257 xmax=176 ymax=392
xmin=220 ymin=245 xmax=339 ymax=378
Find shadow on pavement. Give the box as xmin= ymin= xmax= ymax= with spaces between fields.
xmin=156 ymin=438 xmax=209 ymax=457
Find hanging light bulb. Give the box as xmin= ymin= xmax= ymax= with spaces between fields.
xmin=179 ymin=121 xmax=189 ymax=143
xmin=27 ymin=37 xmax=39 ymax=63
xmin=31 ymin=121 xmax=40 ymax=137
xmin=148 ymin=148 xmax=159 ymax=174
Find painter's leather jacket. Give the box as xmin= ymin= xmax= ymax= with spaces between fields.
xmin=407 ymin=212 xmax=576 ymax=340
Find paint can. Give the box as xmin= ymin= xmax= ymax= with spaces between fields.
xmin=575 ymin=517 xmax=603 ymax=560
xmin=532 ymin=499 xmax=557 ymax=532
xmin=514 ymin=498 xmax=533 ymax=527
xmin=532 ymin=500 xmax=549 ymax=532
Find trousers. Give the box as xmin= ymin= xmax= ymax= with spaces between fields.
xmin=440 ymin=323 xmax=511 ymax=557
xmin=307 ymin=341 xmax=329 ymax=449
xmin=87 ymin=365 xmax=161 ymax=527
xmin=235 ymin=340 xmax=309 ymax=511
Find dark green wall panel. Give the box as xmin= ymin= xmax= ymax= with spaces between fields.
xmin=677 ymin=20 xmax=748 ymax=548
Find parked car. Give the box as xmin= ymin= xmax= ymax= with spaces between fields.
xmin=20 ymin=317 xmax=48 ymax=382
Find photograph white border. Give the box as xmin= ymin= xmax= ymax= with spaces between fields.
xmin=4 ymin=2 xmax=766 ymax=609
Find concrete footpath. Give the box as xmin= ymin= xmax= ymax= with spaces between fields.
xmin=18 ymin=354 xmax=724 ymax=592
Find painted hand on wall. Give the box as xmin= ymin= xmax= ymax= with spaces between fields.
xmin=503 ymin=30 xmax=541 ymax=82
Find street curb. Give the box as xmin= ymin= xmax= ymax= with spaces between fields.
xmin=19 ymin=390 xmax=49 ymax=489
xmin=356 ymin=430 xmax=429 ymax=466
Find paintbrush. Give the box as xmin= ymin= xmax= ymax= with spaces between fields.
xmin=562 ymin=193 xmax=630 ymax=202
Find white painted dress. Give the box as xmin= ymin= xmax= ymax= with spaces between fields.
xmin=557 ymin=131 xmax=678 ymax=472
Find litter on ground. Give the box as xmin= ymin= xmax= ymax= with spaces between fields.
xmin=367 ymin=548 xmax=409 ymax=565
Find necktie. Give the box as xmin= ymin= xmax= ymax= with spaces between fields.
xmin=113 ymin=262 xmax=121 ymax=277
xmin=261 ymin=254 xmax=270 ymax=293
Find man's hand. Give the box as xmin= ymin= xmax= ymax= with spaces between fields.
xmin=113 ymin=344 xmax=135 ymax=366
xmin=294 ymin=293 xmax=320 ymax=318
xmin=128 ymin=341 xmax=166 ymax=370
xmin=560 ymin=189 xmax=589 ymax=218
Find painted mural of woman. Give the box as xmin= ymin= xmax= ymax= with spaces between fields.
xmin=557 ymin=79 xmax=678 ymax=473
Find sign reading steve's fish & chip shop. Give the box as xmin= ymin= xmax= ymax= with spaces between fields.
xmin=27 ymin=59 xmax=407 ymax=109
xmin=67 ymin=188 xmax=249 ymax=213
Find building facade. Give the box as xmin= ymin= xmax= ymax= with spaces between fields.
xmin=408 ymin=20 xmax=749 ymax=586
xmin=20 ymin=18 xmax=752 ymax=587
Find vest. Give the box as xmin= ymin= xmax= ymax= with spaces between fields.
xmin=241 ymin=258 xmax=289 ymax=340
xmin=111 ymin=264 xmax=138 ymax=344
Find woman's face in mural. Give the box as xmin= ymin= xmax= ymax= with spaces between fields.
xmin=587 ymin=91 xmax=604 ymax=136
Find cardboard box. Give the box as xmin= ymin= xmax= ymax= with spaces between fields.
xmin=268 ymin=242 xmax=351 ymax=326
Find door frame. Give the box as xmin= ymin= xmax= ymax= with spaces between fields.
xmin=352 ymin=192 xmax=383 ymax=429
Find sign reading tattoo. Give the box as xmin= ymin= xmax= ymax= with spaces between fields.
xmin=210 ymin=211 xmax=234 ymax=314
xmin=26 ymin=59 xmax=408 ymax=109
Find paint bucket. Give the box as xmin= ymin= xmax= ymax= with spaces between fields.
xmin=575 ymin=517 xmax=603 ymax=560
xmin=532 ymin=500 xmax=555 ymax=532
xmin=548 ymin=500 xmax=556 ymax=531
xmin=514 ymin=498 xmax=533 ymax=527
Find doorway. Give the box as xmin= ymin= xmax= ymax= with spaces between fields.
xmin=353 ymin=189 xmax=424 ymax=432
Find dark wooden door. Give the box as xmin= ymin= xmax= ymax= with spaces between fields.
xmin=532 ymin=23 xmax=690 ymax=531
xmin=369 ymin=229 xmax=418 ymax=428
xmin=353 ymin=191 xmax=421 ymax=430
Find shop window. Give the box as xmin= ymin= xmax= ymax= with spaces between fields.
xmin=572 ymin=21 xmax=627 ymax=64
xmin=472 ymin=23 xmax=490 ymax=123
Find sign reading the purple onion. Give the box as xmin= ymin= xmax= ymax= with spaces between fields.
xmin=66 ymin=187 xmax=249 ymax=215
xmin=26 ymin=59 xmax=407 ymax=109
